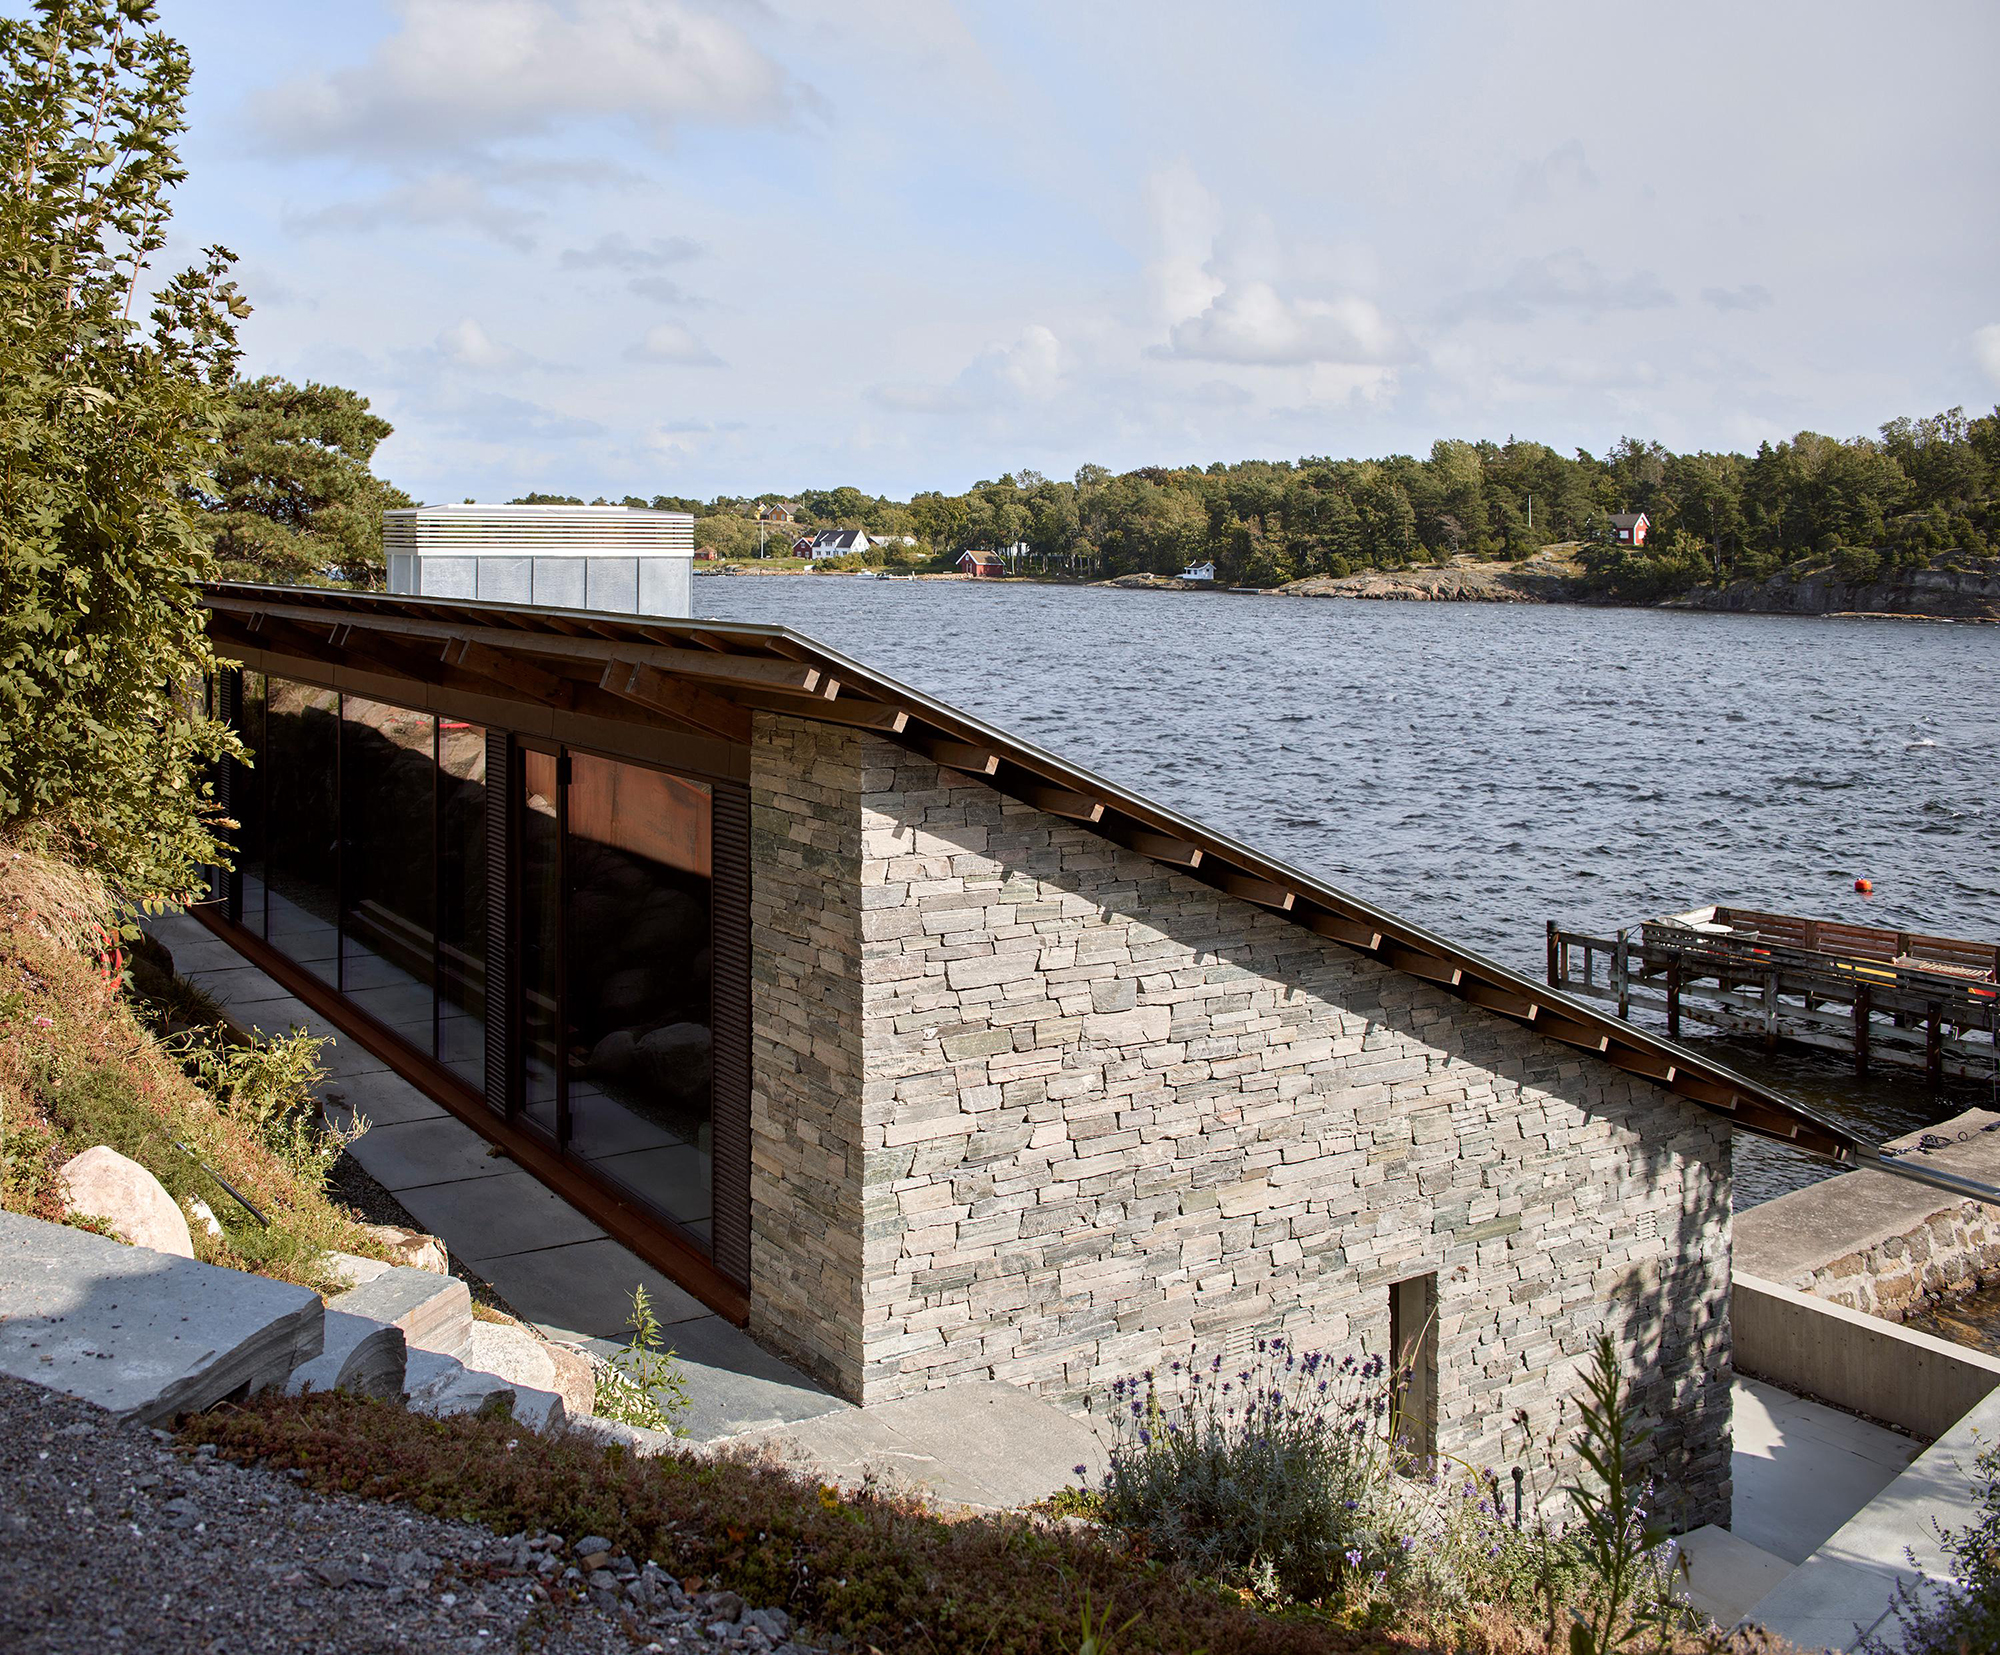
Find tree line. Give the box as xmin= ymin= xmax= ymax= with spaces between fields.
xmin=204 ymin=403 xmax=2000 ymax=602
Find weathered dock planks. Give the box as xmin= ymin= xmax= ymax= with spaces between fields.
xmin=1548 ymin=905 xmax=2000 ymax=1087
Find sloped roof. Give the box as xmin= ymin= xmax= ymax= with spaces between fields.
xmin=199 ymin=580 xmax=1961 ymax=1195
xmin=1610 ymin=512 xmax=1649 ymax=529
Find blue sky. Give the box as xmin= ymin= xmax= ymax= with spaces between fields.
xmin=151 ymin=0 xmax=2000 ymax=504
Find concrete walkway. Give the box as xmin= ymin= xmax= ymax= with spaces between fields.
xmin=145 ymin=911 xmax=1105 ymax=1510
xmin=145 ymin=911 xmax=845 ymax=1445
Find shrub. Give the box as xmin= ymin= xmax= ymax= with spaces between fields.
xmin=1088 ymin=1340 xmax=1392 ymax=1601
xmin=592 ymin=1284 xmax=691 ymax=1435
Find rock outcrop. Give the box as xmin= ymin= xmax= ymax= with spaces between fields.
xmin=1672 ymin=551 xmax=1999 ymax=622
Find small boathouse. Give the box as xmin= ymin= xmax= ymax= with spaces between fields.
xmin=197 ymin=581 xmax=1889 ymax=1527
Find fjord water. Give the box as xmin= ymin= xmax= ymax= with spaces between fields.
xmin=697 ymin=577 xmax=1999 ymax=1205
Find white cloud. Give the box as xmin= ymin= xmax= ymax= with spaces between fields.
xmin=1162 ymin=284 xmax=1407 ymax=368
xmin=1144 ymin=163 xmax=1225 ymax=326
xmin=1701 ymin=284 xmax=1773 ymax=313
xmin=559 ymin=233 xmax=703 ymax=271
xmin=251 ymin=0 xmax=792 ymax=159
xmin=289 ymin=171 xmax=542 ymax=249
xmin=1512 ymin=139 xmax=1597 ymax=205
xmin=436 ymin=318 xmax=524 ymax=371
xmin=1452 ymin=250 xmax=1674 ymax=324
xmin=630 ymin=321 xmax=723 ymax=366
xmin=1975 ymin=323 xmax=2000 ymax=387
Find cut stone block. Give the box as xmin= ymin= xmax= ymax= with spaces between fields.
xmin=462 ymin=1321 xmax=595 ymax=1420
xmin=0 ymin=1210 xmax=321 ymax=1424
xmin=286 ymin=1308 xmax=407 ymax=1400
xmin=329 ymin=1267 xmax=470 ymax=1360
xmin=404 ymin=1347 xmax=564 ymax=1432
xmin=58 ymin=1147 xmax=194 ymax=1259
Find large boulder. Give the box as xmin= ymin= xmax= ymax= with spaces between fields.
xmin=58 ymin=1147 xmax=194 ymax=1259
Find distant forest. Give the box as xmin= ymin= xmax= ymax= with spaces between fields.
xmin=515 ymin=407 xmax=2000 ymax=599
xmin=200 ymin=382 xmax=1999 ymax=599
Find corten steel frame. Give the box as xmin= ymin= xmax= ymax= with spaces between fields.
xmin=195 ymin=582 xmax=1997 ymax=1316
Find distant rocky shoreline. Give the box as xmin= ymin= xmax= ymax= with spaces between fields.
xmin=1099 ymin=548 xmax=2000 ymax=622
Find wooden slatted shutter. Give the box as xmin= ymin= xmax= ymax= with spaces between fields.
xmin=708 ymin=780 xmax=753 ymax=1288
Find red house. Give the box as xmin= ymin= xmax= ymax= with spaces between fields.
xmin=957 ymin=550 xmax=1006 ymax=578
xmin=1611 ymin=512 xmax=1649 ymax=547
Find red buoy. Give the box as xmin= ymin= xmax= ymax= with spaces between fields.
xmin=1855 ymin=878 xmax=1874 ymax=895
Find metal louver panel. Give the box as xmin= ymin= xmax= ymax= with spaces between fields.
xmin=483 ymin=729 xmax=513 ymax=1116
xmin=708 ymin=781 xmax=753 ymax=1288
xmin=383 ymin=505 xmax=694 ymax=558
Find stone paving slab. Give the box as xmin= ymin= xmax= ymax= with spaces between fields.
xmin=1743 ymin=1386 xmax=2000 ymax=1652
xmin=400 ymin=1174 xmax=609 ymax=1264
xmin=0 ymin=1211 xmax=321 ymax=1424
xmin=344 ymin=1115 xmax=515 ymax=1194
xmin=722 ymin=1380 xmax=1110 ymax=1511
xmin=1674 ymin=1524 xmax=1795 ymax=1628
xmin=1731 ymin=1377 xmax=1922 ymax=1566
xmin=461 ymin=1235 xmax=708 ymax=1342
xmin=317 ymin=1066 xmax=452 ymax=1132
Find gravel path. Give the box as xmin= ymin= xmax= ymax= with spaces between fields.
xmin=0 ymin=1376 xmax=821 ymax=1654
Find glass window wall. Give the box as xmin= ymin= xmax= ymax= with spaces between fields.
xmin=340 ymin=696 xmax=438 ymax=1050
xmin=227 ymin=674 xmax=716 ymax=1257
xmin=562 ymin=754 xmax=714 ymax=1245
xmin=263 ymin=680 xmax=340 ymax=984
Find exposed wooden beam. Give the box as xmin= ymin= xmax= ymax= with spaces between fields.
xmin=443 ymin=638 xmax=573 ymax=707
xmin=727 ymin=687 xmax=910 ymax=732
xmin=1019 ymin=784 xmax=1105 ymax=824
xmin=1604 ymin=1045 xmax=1677 ymax=1085
xmin=1535 ymin=1012 xmax=1612 ymax=1053
xmin=915 ymin=738 xmax=1001 ymax=776
xmin=1219 ymin=872 xmax=1297 ymax=911
xmin=1304 ymin=912 xmax=1384 ymax=952
xmin=1383 ymin=943 xmax=1462 ymax=986
xmin=599 ymin=661 xmax=752 ymax=743
xmin=1459 ymin=978 xmax=1538 ymax=1020
xmin=1108 ymin=827 xmax=1203 ymax=868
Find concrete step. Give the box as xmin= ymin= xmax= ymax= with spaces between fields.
xmin=328 ymin=1266 xmax=471 ymax=1361
xmin=0 ymin=1211 xmax=322 ymax=1425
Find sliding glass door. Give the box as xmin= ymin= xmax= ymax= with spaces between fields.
xmin=512 ymin=744 xmax=715 ymax=1251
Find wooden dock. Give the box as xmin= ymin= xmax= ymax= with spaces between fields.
xmin=1548 ymin=905 xmax=2000 ymax=1086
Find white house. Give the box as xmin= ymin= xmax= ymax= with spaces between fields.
xmin=806 ymin=529 xmax=872 ymax=559
xmin=1180 ymin=560 xmax=1217 ymax=582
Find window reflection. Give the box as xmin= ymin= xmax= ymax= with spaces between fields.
xmin=263 ymin=681 xmax=340 ymax=984
xmin=519 ymin=749 xmax=562 ymax=1142
xmin=237 ymin=672 xmax=267 ymax=938
xmin=437 ymin=723 xmax=487 ymax=1091
xmin=341 ymin=697 xmax=438 ymax=1051
xmin=563 ymin=754 xmax=714 ymax=1245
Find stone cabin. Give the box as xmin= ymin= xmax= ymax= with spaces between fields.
xmin=196 ymin=583 xmax=1865 ymax=1530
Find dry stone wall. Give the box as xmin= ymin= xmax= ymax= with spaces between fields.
xmin=748 ymin=714 xmax=1734 ymax=1525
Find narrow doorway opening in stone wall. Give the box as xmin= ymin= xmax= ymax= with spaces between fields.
xmin=1390 ymin=1273 xmax=1438 ymax=1466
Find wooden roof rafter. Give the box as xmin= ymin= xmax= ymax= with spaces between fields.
xmin=196 ymin=581 xmax=1883 ymax=1173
